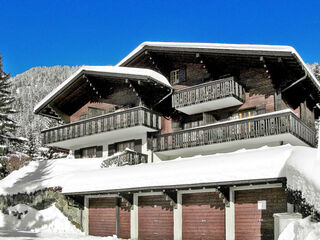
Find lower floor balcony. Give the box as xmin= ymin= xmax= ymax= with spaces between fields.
xmin=41 ymin=106 xmax=161 ymax=149
xmin=150 ymin=110 xmax=316 ymax=158
xmin=101 ymin=149 xmax=148 ymax=168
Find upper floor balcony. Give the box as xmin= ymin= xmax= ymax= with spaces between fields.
xmin=150 ymin=110 xmax=316 ymax=158
xmin=172 ymin=76 xmax=246 ymax=115
xmin=42 ymin=106 xmax=161 ymax=149
xmin=100 ymin=149 xmax=148 ymax=168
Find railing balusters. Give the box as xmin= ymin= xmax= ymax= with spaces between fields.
xmin=41 ymin=107 xmax=161 ymax=145
xmin=172 ymin=77 xmax=245 ymax=109
xmin=152 ymin=112 xmax=316 ymax=152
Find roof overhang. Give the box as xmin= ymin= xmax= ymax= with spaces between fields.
xmin=34 ymin=66 xmax=172 ymax=118
xmin=117 ymin=41 xmax=320 ymax=98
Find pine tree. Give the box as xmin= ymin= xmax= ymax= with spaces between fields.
xmin=0 ymin=55 xmax=17 ymax=178
xmin=0 ymin=55 xmax=17 ymax=145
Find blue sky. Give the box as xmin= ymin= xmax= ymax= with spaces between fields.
xmin=1 ymin=0 xmax=320 ymax=76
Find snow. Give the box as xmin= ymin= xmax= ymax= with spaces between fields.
xmin=279 ymin=216 xmax=320 ymax=240
xmin=0 ymin=204 xmax=119 ymax=240
xmin=0 ymin=144 xmax=319 ymax=215
xmin=286 ymin=147 xmax=320 ymax=212
xmin=117 ymin=41 xmax=320 ymax=91
xmin=34 ymin=65 xmax=172 ymax=115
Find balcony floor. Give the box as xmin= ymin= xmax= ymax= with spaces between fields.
xmin=47 ymin=125 xmax=157 ymax=149
xmin=176 ymin=96 xmax=243 ymax=115
xmin=154 ymin=133 xmax=313 ymax=160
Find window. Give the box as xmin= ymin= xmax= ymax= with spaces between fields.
xmin=88 ymin=107 xmax=105 ymax=118
xmin=82 ymin=147 xmax=97 ymax=158
xmin=116 ymin=140 xmax=135 ymax=152
xmin=79 ymin=114 xmax=87 ymax=120
xmin=170 ymin=69 xmax=180 ymax=85
xmin=230 ymin=109 xmax=257 ymax=120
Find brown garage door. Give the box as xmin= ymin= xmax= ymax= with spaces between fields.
xmin=119 ymin=202 xmax=131 ymax=239
xmin=182 ymin=192 xmax=225 ymax=240
xmin=89 ymin=198 xmax=117 ymax=236
xmin=235 ymin=187 xmax=287 ymax=240
xmin=138 ymin=195 xmax=173 ymax=240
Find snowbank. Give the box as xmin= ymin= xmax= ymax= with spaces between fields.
xmin=286 ymin=147 xmax=320 ymax=212
xmin=0 ymin=157 xmax=104 ymax=195
xmin=279 ymin=217 xmax=320 ymax=240
xmin=0 ymin=204 xmax=119 ymax=239
xmin=1 ymin=204 xmax=81 ymax=234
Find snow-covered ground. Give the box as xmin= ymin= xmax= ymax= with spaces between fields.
xmin=279 ymin=217 xmax=320 ymax=240
xmin=0 ymin=204 xmax=120 ymax=240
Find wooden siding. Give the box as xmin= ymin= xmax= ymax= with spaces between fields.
xmin=70 ymin=102 xmax=115 ymax=122
xmin=138 ymin=195 xmax=173 ymax=240
xmin=182 ymin=192 xmax=225 ymax=240
xmin=89 ymin=198 xmax=116 ymax=237
xmin=119 ymin=202 xmax=131 ymax=239
xmin=235 ymin=187 xmax=287 ymax=240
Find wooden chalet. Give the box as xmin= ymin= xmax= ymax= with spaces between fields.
xmin=34 ymin=42 xmax=320 ymax=240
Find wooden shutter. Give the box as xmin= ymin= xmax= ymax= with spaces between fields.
xmin=179 ymin=66 xmax=187 ymax=83
xmin=96 ymin=146 xmax=103 ymax=157
xmin=108 ymin=144 xmax=115 ymax=156
xmin=256 ymin=105 xmax=266 ymax=115
xmin=74 ymin=149 xmax=81 ymax=159
xmin=134 ymin=139 xmax=142 ymax=153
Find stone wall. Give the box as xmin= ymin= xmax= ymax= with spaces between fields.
xmin=0 ymin=187 xmax=84 ymax=230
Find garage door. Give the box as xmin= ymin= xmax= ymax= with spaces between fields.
xmin=138 ymin=195 xmax=173 ymax=240
xmin=182 ymin=192 xmax=225 ymax=240
xmin=235 ymin=187 xmax=287 ymax=240
xmin=119 ymin=201 xmax=131 ymax=239
xmin=89 ymin=198 xmax=117 ymax=236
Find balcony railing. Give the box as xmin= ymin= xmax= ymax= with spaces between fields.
xmin=42 ymin=106 xmax=161 ymax=145
xmin=172 ymin=76 xmax=246 ymax=110
xmin=151 ymin=110 xmax=316 ymax=152
xmin=100 ymin=150 xmax=148 ymax=168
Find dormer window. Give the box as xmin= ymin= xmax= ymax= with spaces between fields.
xmin=170 ymin=69 xmax=180 ymax=85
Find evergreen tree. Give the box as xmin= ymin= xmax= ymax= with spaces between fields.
xmin=0 ymin=55 xmax=17 ymax=178
xmin=313 ymin=63 xmax=320 ymax=81
xmin=0 ymin=55 xmax=17 ymax=145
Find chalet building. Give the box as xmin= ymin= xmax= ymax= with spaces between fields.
xmin=34 ymin=42 xmax=320 ymax=240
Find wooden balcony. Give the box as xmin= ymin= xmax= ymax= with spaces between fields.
xmin=101 ymin=150 xmax=148 ymax=168
xmin=42 ymin=106 xmax=161 ymax=147
xmin=151 ymin=110 xmax=316 ymax=155
xmin=172 ymin=77 xmax=246 ymax=114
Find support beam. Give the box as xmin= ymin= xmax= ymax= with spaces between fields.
xmin=174 ymin=192 xmax=182 ymax=240
xmin=130 ymin=193 xmax=139 ymax=240
xmin=119 ymin=193 xmax=133 ymax=207
xmin=164 ymin=190 xmax=177 ymax=208
xmin=116 ymin=198 xmax=120 ymax=237
xmin=274 ymin=90 xmax=283 ymax=111
xmin=83 ymin=196 xmax=89 ymax=235
xmin=225 ymin=189 xmax=235 ymax=240
xmin=49 ymin=104 xmax=70 ymax=123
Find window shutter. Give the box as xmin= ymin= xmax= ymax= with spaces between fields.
xmin=74 ymin=149 xmax=81 ymax=159
xmin=96 ymin=146 xmax=103 ymax=157
xmin=134 ymin=139 xmax=142 ymax=153
xmin=256 ymin=105 xmax=266 ymax=115
xmin=108 ymin=144 xmax=115 ymax=156
xmin=179 ymin=66 xmax=186 ymax=83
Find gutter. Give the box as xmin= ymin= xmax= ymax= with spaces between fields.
xmin=282 ymin=69 xmax=308 ymax=93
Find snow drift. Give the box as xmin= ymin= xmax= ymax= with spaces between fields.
xmin=279 ymin=217 xmax=320 ymax=240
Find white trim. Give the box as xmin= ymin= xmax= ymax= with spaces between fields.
xmin=131 ymin=193 xmax=139 ymax=240
xmin=86 ymin=194 xmax=119 ymax=199
xmin=136 ymin=191 xmax=164 ymax=197
xmin=230 ymin=183 xmax=282 ymax=191
xmin=174 ymin=192 xmax=182 ymax=240
xmin=179 ymin=188 xmax=218 ymax=195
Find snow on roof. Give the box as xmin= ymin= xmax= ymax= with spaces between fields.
xmin=0 ymin=144 xmax=318 ymax=212
xmin=117 ymin=41 xmax=320 ymax=92
xmin=33 ymin=65 xmax=172 ymax=114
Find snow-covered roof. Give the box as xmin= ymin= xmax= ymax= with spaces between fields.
xmin=1 ymin=144 xmax=318 ymax=211
xmin=117 ymin=41 xmax=320 ymax=92
xmin=33 ymin=65 xmax=172 ymax=115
